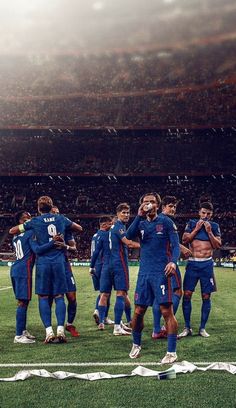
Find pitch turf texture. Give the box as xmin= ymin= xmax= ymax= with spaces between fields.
xmin=0 ymin=266 xmax=236 ymax=408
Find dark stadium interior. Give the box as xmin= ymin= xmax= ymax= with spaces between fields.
xmin=0 ymin=0 xmax=235 ymax=259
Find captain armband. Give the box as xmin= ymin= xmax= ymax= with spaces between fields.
xmin=19 ymin=224 xmax=25 ymax=233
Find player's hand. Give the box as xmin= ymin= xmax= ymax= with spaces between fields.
xmin=138 ymin=203 xmax=149 ymax=217
xmin=53 ymin=233 xmax=64 ymax=242
xmin=204 ymin=221 xmax=212 ymax=233
xmin=164 ymin=262 xmax=176 ymax=276
xmin=181 ymin=247 xmax=192 ymax=259
xmin=195 ymin=220 xmax=204 ymax=231
xmin=54 ymin=241 xmax=67 ymax=250
xmin=89 ymin=267 xmax=95 ymax=276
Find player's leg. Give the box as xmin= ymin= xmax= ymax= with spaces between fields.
xmin=65 ymin=291 xmax=79 ymax=337
xmin=124 ymin=293 xmax=132 ymax=326
xmin=98 ymin=292 xmax=110 ymax=329
xmin=52 ymin=262 xmax=68 ymax=342
xmin=179 ymin=261 xmax=198 ymax=337
xmin=152 ymin=298 xmax=163 ymax=339
xmin=160 ymin=303 xmax=178 ymax=364
xmin=11 ymin=273 xmax=35 ymax=344
xmin=129 ymin=304 xmax=147 ymax=358
xmin=92 ymin=269 xmax=101 ymax=324
xmin=104 ymin=293 xmax=114 ymax=325
xmin=113 ymin=267 xmax=131 ymax=335
xmin=199 ymin=259 xmax=216 ymax=337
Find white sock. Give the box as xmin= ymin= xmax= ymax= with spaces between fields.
xmin=46 ymin=326 xmax=53 ymax=336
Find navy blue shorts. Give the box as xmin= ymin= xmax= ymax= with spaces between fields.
xmin=35 ymin=261 xmax=67 ymax=296
xmin=11 ymin=276 xmax=32 ymax=300
xmin=65 ymin=261 xmax=76 ymax=292
xmin=134 ymin=273 xmax=172 ymax=306
xmin=171 ymin=265 xmax=182 ymax=291
xmin=183 ymin=259 xmax=216 ymax=294
xmin=100 ymin=264 xmax=112 ymax=293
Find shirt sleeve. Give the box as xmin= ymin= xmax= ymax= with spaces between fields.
xmin=167 ymin=219 xmax=180 ymax=264
xmin=29 ymin=238 xmax=55 ymax=255
xmin=126 ymin=216 xmax=143 ymax=239
xmin=90 ymin=237 xmax=103 ymax=268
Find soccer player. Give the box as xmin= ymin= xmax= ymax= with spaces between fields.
xmin=109 ymin=203 xmax=140 ymax=336
xmin=10 ymin=211 xmax=36 ymax=344
xmin=9 ymin=196 xmax=82 ymax=344
xmin=51 ymin=206 xmax=80 ymax=337
xmin=152 ymin=196 xmax=191 ymax=339
xmin=179 ymin=201 xmax=221 ymax=338
xmin=90 ymin=216 xmax=114 ymax=328
xmin=11 ymin=210 xmax=63 ymax=344
xmin=127 ymin=193 xmax=180 ymax=363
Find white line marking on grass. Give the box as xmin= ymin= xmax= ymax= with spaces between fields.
xmin=0 ymin=286 xmax=12 ymax=291
xmin=1 ymin=362 xmax=236 ymax=368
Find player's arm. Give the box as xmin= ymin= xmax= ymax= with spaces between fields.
xmin=63 ymin=215 xmax=83 ymax=232
xmin=90 ymin=238 xmax=103 ymax=269
xmin=65 ymin=239 xmax=78 ymax=254
xmin=165 ymin=221 xmax=180 ymax=276
xmin=126 ymin=215 xmax=143 ymax=239
xmin=30 ymin=239 xmax=55 ymax=255
xmin=121 ymin=236 xmax=140 ymax=249
xmin=204 ymin=222 xmax=222 ymax=249
xmin=180 ymin=243 xmax=192 ymax=259
xmin=182 ymin=220 xmax=204 ymax=244
xmin=9 ymin=219 xmax=33 ymax=235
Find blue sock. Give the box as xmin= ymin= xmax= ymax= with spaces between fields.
xmin=16 ymin=305 xmax=27 ymax=336
xmin=133 ymin=330 xmax=142 ymax=346
xmin=105 ymin=297 xmax=111 ymax=318
xmin=200 ymin=298 xmax=211 ymax=330
xmin=125 ymin=304 xmax=132 ymax=323
xmin=95 ymin=295 xmax=100 ymax=310
xmin=152 ymin=300 xmax=162 ymax=333
xmin=39 ymin=297 xmax=52 ymax=328
xmin=167 ymin=334 xmax=177 ymax=353
xmin=98 ymin=305 xmax=106 ymax=324
xmin=114 ymin=296 xmax=125 ymax=325
xmin=172 ymin=293 xmax=181 ymax=315
xmin=182 ymin=296 xmax=192 ymax=329
xmin=55 ymin=297 xmax=66 ymax=326
xmin=67 ymin=301 xmax=77 ymax=324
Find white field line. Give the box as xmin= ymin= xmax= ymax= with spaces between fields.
xmin=0 ymin=361 xmax=236 ymax=368
xmin=0 ymin=286 xmax=12 ymax=291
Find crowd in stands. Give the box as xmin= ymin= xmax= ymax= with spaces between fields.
xmin=0 ymin=129 xmax=235 ymax=175
xmin=0 ymin=38 xmax=235 ymax=128
xmin=0 ymin=174 xmax=235 ymax=259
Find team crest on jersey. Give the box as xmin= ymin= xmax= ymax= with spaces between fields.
xmin=119 ymin=228 xmax=125 ymax=235
xmin=156 ymin=224 xmax=163 ymax=232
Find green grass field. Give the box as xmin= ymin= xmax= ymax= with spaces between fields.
xmin=0 ymin=266 xmax=236 ymax=408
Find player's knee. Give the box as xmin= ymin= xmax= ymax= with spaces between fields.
xmin=183 ymin=290 xmax=192 ymax=300
xmin=17 ymin=300 xmax=29 ymax=308
xmin=202 ymin=293 xmax=210 ymax=301
xmin=132 ymin=305 xmax=146 ymax=332
xmin=174 ymin=288 xmax=182 ymax=297
xmin=66 ymin=292 xmax=76 ymax=303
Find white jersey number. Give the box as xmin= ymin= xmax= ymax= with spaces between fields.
xmin=47 ymin=224 xmax=57 ymax=241
xmin=14 ymin=240 xmax=24 ymax=260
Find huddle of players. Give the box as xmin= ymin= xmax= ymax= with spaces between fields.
xmin=90 ymin=193 xmax=221 ymax=364
xmin=9 ymin=192 xmax=221 ymax=363
xmin=9 ymin=196 xmax=82 ymax=344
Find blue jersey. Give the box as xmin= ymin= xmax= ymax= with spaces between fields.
xmin=10 ymin=230 xmax=35 ymax=277
xmin=90 ymin=230 xmax=110 ymax=269
xmin=23 ymin=213 xmax=72 ymax=262
xmin=109 ymin=220 xmax=128 ymax=269
xmin=127 ymin=214 xmax=180 ymax=276
xmin=185 ymin=219 xmax=221 ymax=241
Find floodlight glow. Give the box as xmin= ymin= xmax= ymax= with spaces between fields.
xmin=92 ymin=2 xmax=104 ymax=11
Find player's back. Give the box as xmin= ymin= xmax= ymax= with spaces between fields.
xmin=24 ymin=213 xmax=72 ymax=262
xmin=109 ymin=220 xmax=128 ymax=266
xmin=11 ymin=230 xmax=35 ymax=276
